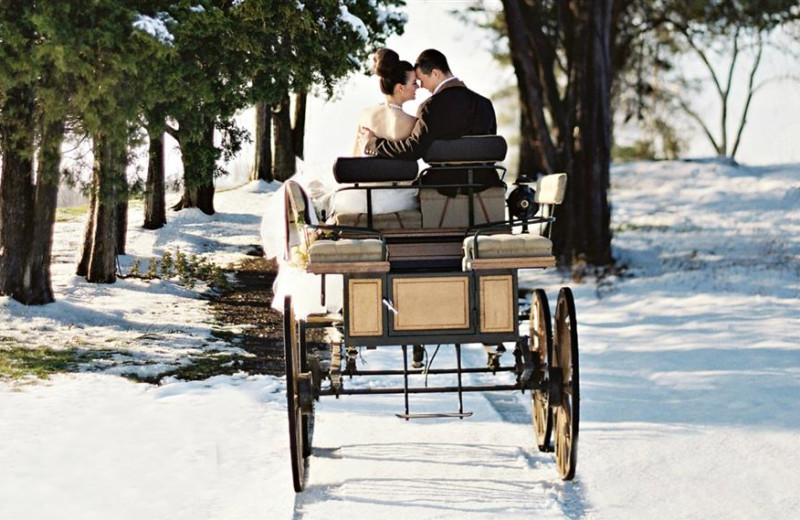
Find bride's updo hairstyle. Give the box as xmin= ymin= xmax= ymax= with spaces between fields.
xmin=374 ymin=48 xmax=414 ymax=95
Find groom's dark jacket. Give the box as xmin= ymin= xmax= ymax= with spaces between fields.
xmin=369 ymin=79 xmax=501 ymax=193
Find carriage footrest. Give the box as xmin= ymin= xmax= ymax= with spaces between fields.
xmin=395 ymin=412 xmax=474 ymax=419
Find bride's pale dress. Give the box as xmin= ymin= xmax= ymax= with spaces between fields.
xmin=261 ymin=103 xmax=418 ymax=318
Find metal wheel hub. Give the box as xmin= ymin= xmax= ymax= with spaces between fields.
xmin=298 ymin=373 xmax=314 ymax=414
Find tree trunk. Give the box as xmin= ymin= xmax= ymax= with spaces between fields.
xmin=85 ymin=134 xmax=121 ymax=283
xmin=517 ymin=88 xmax=544 ymax=178
xmin=76 ymin=187 xmax=96 ymax=277
xmin=501 ymin=0 xmax=613 ymax=268
xmin=144 ymin=130 xmax=167 ymax=229
xmin=115 ymin=142 xmax=129 ymax=255
xmin=292 ymin=89 xmax=307 ymax=160
xmin=252 ymin=101 xmax=273 ymax=182
xmin=502 ymin=0 xmax=558 ymax=175
xmin=23 ymin=117 xmax=64 ymax=304
xmin=563 ymin=0 xmax=613 ymax=266
xmin=116 ymin=198 xmax=128 ymax=256
xmin=272 ymin=93 xmax=295 ymax=182
xmin=173 ymin=120 xmax=216 ymax=215
xmin=0 ymin=83 xmax=36 ymax=298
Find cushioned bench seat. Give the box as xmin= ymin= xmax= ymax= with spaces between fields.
xmin=307 ymin=238 xmax=389 ymax=274
xmin=463 ymin=233 xmax=555 ymax=270
xmin=332 ymin=209 xmax=422 ymax=230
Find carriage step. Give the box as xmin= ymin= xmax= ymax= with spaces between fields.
xmin=395 ymin=412 xmax=474 ymax=419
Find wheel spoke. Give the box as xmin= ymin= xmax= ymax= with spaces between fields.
xmin=530 ymin=290 xmax=554 ymax=452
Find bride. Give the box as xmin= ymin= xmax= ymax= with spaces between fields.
xmin=353 ymin=48 xmax=419 ymax=153
xmin=329 ymin=48 xmax=420 ymax=216
xmin=262 ymin=48 xmax=420 ymax=317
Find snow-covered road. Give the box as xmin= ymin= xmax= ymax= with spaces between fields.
xmin=2 ymin=159 xmax=799 ymax=519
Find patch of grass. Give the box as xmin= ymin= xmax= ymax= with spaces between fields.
xmin=0 ymin=344 xmax=103 ymax=381
xmin=167 ymin=353 xmax=247 ymax=381
xmin=56 ymin=206 xmax=87 ymax=222
xmin=123 ymin=352 xmax=248 ymax=384
xmin=123 ymin=247 xmax=231 ymax=292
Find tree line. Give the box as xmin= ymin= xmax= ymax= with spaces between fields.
xmin=0 ymin=0 xmax=405 ymax=305
xmin=481 ymin=0 xmax=798 ymax=268
xmin=3 ymin=1 xmax=797 ymax=307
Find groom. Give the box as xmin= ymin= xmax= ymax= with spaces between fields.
xmin=361 ymin=48 xmax=498 ymax=166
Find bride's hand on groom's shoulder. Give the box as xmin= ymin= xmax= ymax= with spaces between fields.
xmin=359 ymin=127 xmax=378 ymax=156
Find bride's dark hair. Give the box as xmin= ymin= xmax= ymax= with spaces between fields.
xmin=374 ymin=48 xmax=414 ymax=95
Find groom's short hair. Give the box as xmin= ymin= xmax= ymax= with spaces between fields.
xmin=415 ymin=49 xmax=451 ymax=75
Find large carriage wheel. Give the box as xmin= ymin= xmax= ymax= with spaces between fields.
xmin=284 ymin=296 xmax=307 ymax=492
xmin=298 ymin=320 xmax=314 ymax=458
xmin=553 ymin=287 xmax=580 ymax=480
xmin=530 ymin=289 xmax=554 ymax=451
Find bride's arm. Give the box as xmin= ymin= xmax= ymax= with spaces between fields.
xmin=352 ymin=125 xmax=362 ymax=156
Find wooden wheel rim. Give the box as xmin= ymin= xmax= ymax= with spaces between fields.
xmin=530 ymin=289 xmax=553 ymax=451
xmin=284 ymin=297 xmax=305 ymax=492
xmin=554 ymin=287 xmax=579 ymax=481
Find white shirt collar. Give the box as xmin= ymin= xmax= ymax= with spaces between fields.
xmin=433 ymin=76 xmax=458 ymax=95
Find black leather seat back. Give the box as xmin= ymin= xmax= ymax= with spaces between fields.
xmin=423 ymin=135 xmax=507 ymax=164
xmin=333 ymin=157 xmax=419 ymax=184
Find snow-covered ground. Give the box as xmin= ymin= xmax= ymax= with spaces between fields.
xmin=1 ymin=160 xmax=799 ymax=519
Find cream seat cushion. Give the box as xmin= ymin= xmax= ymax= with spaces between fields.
xmin=308 ymin=238 xmax=385 ymax=264
xmin=332 ymin=210 xmax=422 ymax=230
xmin=463 ymin=234 xmax=553 ymax=259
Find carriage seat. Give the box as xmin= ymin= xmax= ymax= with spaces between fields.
xmin=307 ymin=238 xmax=388 ymax=274
xmin=463 ymin=234 xmax=555 ymax=270
xmin=421 ymin=135 xmax=508 ymax=227
xmin=462 ymin=173 xmax=567 ymax=271
xmin=283 ymin=180 xmax=390 ymax=274
xmin=330 ymin=157 xmax=422 ymax=231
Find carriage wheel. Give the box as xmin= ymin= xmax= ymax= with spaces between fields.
xmin=553 ymin=287 xmax=580 ymax=481
xmin=530 ymin=289 xmax=554 ymax=452
xmin=298 ymin=320 xmax=314 ymax=459
xmin=284 ymin=296 xmax=306 ymax=492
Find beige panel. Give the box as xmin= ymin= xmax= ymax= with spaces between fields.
xmin=479 ymin=275 xmax=515 ymax=333
xmin=469 ymin=256 xmax=556 ymax=270
xmin=393 ymin=277 xmax=470 ymax=330
xmin=348 ymin=278 xmax=383 ymax=336
xmin=388 ymin=242 xmax=462 ymax=261
xmin=308 ymin=261 xmax=390 ymax=274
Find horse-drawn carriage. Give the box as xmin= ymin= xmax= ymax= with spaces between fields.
xmin=279 ymin=135 xmax=579 ymax=492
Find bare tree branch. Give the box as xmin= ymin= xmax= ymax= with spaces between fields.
xmin=731 ymin=37 xmax=764 ymax=160
xmin=679 ymin=27 xmax=726 ymax=99
xmin=677 ymin=96 xmax=721 ymax=155
xmin=720 ymin=26 xmax=741 ymax=154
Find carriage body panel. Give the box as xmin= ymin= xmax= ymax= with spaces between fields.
xmin=343 ymin=270 xmax=520 ymax=346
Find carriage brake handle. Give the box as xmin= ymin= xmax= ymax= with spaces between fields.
xmin=382 ymin=298 xmax=399 ymax=315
